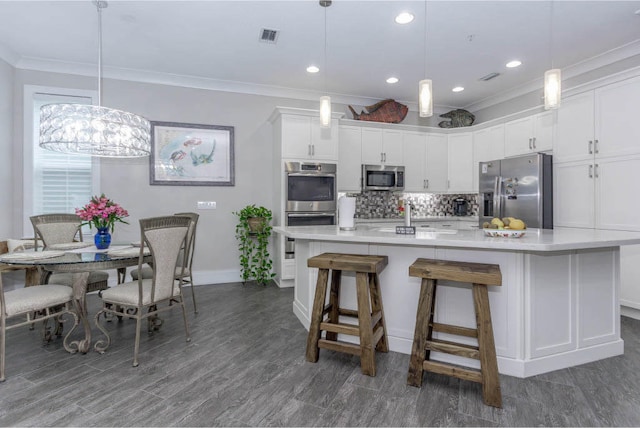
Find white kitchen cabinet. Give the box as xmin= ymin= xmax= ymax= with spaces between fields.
xmin=504 ymin=111 xmax=555 ymax=158
xmin=425 ymin=133 xmax=448 ymax=192
xmin=338 ymin=125 xmax=363 ymax=191
xmin=595 ymin=76 xmax=640 ymax=159
xmin=447 ymin=132 xmax=474 ymax=192
xmin=553 ymin=160 xmax=595 ymax=229
xmin=281 ymin=114 xmax=338 ymax=161
xmin=555 ymin=92 xmax=595 ymax=163
xmin=473 ymin=124 xmax=505 ymax=192
xmin=361 ymin=128 xmax=403 ymax=165
xmin=402 ymin=131 xmax=427 ymax=191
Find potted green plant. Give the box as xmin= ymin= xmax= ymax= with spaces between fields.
xmin=233 ymin=205 xmax=275 ymax=285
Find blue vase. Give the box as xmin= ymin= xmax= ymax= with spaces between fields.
xmin=94 ymin=227 xmax=112 ymax=250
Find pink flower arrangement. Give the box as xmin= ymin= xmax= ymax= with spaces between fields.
xmin=75 ymin=194 xmax=129 ymax=231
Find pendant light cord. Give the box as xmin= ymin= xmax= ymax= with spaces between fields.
xmin=95 ymin=1 xmax=107 ymax=107
xmin=549 ymin=0 xmax=554 ymax=69
xmin=424 ymin=0 xmax=427 ymax=77
xmin=324 ymin=4 xmax=327 ymax=95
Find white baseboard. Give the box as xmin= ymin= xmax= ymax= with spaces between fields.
xmin=621 ymin=305 xmax=640 ymax=320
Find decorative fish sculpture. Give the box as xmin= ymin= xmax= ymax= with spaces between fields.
xmin=438 ymin=109 xmax=475 ymax=128
xmin=191 ymin=140 xmax=216 ymax=166
xmin=348 ymin=99 xmax=408 ymax=124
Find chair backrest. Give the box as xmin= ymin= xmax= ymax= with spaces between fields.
xmin=173 ymin=212 xmax=199 ymax=270
xmin=139 ymin=216 xmax=190 ymax=303
xmin=30 ymin=214 xmax=82 ymax=250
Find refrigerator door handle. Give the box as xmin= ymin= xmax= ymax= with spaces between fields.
xmin=493 ymin=176 xmax=502 ymax=218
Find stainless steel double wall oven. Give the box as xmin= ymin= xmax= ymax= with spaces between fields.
xmin=284 ymin=161 xmax=337 ymax=258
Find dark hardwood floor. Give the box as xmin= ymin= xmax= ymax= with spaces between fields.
xmin=1 ymin=281 xmax=640 ymax=427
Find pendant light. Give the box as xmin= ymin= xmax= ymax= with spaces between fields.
xmin=39 ymin=1 xmax=151 ymax=157
xmin=544 ymin=0 xmax=561 ymax=110
xmin=319 ymin=0 xmax=332 ymax=128
xmin=418 ymin=0 xmax=433 ymax=117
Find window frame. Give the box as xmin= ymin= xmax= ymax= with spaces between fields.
xmin=22 ymin=85 xmax=101 ymax=236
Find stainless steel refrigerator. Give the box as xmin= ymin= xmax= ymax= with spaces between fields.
xmin=479 ymin=153 xmax=553 ymax=229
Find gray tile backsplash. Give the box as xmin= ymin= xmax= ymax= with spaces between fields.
xmin=341 ymin=191 xmax=479 ymax=219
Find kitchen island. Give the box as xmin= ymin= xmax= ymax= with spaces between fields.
xmin=274 ymin=224 xmax=640 ymax=378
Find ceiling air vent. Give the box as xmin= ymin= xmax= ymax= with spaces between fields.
xmin=259 ymin=28 xmax=279 ymax=44
xmin=479 ymin=72 xmax=500 ymax=82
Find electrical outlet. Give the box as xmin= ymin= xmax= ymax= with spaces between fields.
xmin=197 ymin=201 xmax=216 ymax=210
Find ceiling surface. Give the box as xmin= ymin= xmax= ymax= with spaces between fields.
xmin=0 ymin=1 xmax=639 ymax=111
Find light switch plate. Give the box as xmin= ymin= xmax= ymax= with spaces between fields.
xmin=197 ymin=201 xmax=216 ymax=210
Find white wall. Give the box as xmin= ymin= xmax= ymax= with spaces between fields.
xmin=11 ymin=69 xmax=326 ymax=284
xmin=0 ymin=58 xmax=12 ymax=238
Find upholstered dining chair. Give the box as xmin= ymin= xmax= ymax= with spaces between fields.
xmin=130 ymin=212 xmax=199 ymax=313
xmin=94 ymin=215 xmax=191 ymax=367
xmin=30 ymin=214 xmax=109 ymax=293
xmin=0 ymin=275 xmax=79 ymax=381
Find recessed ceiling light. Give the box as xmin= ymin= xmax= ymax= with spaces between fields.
xmin=395 ymin=12 xmax=414 ymax=24
xmin=506 ymin=60 xmax=522 ymax=68
xmin=306 ymin=65 xmax=319 ymax=73
xmin=386 ymin=77 xmax=399 ymax=84
xmin=452 ymin=86 xmax=464 ymax=92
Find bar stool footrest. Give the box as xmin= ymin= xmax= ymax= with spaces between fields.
xmin=321 ymin=321 xmax=360 ymax=337
xmin=426 ymin=339 xmax=480 ymax=360
xmin=423 ymin=360 xmax=483 ymax=383
xmin=318 ymin=339 xmax=362 ymax=356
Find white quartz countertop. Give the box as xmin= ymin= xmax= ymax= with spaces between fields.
xmin=274 ymin=225 xmax=640 ymax=252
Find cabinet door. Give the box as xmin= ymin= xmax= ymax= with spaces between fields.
xmin=596 ymin=76 xmax=640 ymax=159
xmin=473 ymin=124 xmax=505 ymax=192
xmin=596 ymin=155 xmax=640 ymax=231
xmin=310 ymin=117 xmax=338 ymax=160
xmin=425 ymin=133 xmax=448 ymax=192
xmin=620 ymin=245 xmax=640 ymax=310
xmin=447 ymin=133 xmax=474 ymax=192
xmin=281 ymin=115 xmax=312 ymax=159
xmin=382 ymin=129 xmax=404 ymax=164
xmin=553 ymin=160 xmax=594 ymax=228
xmin=555 ymin=92 xmax=595 ymax=163
xmin=403 ymin=131 xmax=427 ymax=191
xmin=338 ymin=126 xmax=362 ymax=191
xmin=361 ymin=128 xmax=384 ymax=164
xmin=532 ymin=111 xmax=555 ymax=152
xmin=504 ymin=116 xmax=534 ymax=158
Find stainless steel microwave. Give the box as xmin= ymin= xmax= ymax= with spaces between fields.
xmin=362 ymin=164 xmax=405 ymax=191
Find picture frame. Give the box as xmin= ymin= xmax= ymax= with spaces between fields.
xmin=149 ymin=121 xmax=235 ymax=186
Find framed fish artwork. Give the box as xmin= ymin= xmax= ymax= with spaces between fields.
xmin=149 ymin=121 xmax=235 ymax=186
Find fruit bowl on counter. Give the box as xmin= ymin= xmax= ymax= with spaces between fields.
xmin=483 ymin=229 xmax=526 ymax=238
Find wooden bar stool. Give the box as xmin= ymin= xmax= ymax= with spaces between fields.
xmin=407 ymin=258 xmax=503 ymax=408
xmin=306 ymin=253 xmax=389 ymax=376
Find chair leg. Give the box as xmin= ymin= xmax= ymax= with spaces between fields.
xmin=356 ymin=271 xmax=375 ymax=376
xmin=368 ymin=272 xmax=388 ymax=352
xmin=93 ymin=309 xmax=111 ymax=354
xmin=473 ymin=284 xmax=502 ymax=408
xmin=189 ymin=279 xmax=197 ymax=314
xmin=180 ymin=298 xmax=191 ymax=342
xmin=306 ymin=268 xmax=329 ymax=363
xmin=407 ymin=278 xmax=436 ymax=387
xmin=325 ymin=269 xmax=341 ymax=342
xmin=133 ymin=317 xmax=142 ymax=367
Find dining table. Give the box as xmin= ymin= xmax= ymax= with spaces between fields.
xmin=0 ymin=244 xmax=151 ymax=353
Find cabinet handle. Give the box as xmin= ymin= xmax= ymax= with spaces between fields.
xmin=425 ymin=179 xmax=429 ymax=189
xmin=588 ymin=140 xmax=593 ymax=154
xmin=447 ymin=179 xmax=450 ymax=189
xmin=528 ymin=138 xmax=532 ymax=150
xmin=380 ymin=153 xmax=384 ymax=163
xmin=594 ymin=139 xmax=599 ymax=154
xmin=532 ymin=137 xmax=537 ymax=149
xmin=595 ymin=164 xmax=599 ymax=178
xmin=312 ymin=145 xmax=315 ymax=156
xmin=589 ymin=164 xmax=593 ymax=178
xmin=308 ymin=145 xmax=311 ymax=156
xmin=384 ymin=153 xmax=387 ymax=162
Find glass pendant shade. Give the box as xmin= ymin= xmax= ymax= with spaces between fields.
xmin=38 ymin=1 xmax=150 ymax=157
xmin=544 ymin=68 xmax=562 ymax=110
xmin=39 ymin=104 xmax=151 ymax=157
xmin=418 ymin=79 xmax=433 ymax=118
xmin=319 ymin=96 xmax=331 ymax=128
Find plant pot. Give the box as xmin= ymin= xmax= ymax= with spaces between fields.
xmin=247 ymin=217 xmax=266 ymax=233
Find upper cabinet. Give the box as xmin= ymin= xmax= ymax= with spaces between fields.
xmin=361 ymin=128 xmax=403 ymax=165
xmin=504 ymin=111 xmax=555 ymax=158
xmin=402 ymin=131 xmax=427 ymax=192
xmin=338 ymin=125 xmax=364 ymax=192
xmin=555 ymin=92 xmax=595 ymax=163
xmin=472 ymin=124 xmax=505 ymax=191
xmin=447 ymin=132 xmax=474 ymax=193
xmin=425 ymin=134 xmax=449 ymax=192
xmin=274 ymin=110 xmax=340 ymax=161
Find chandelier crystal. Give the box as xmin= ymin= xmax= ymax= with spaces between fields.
xmin=39 ymin=1 xmax=150 ymax=157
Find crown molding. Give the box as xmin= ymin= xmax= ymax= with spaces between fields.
xmin=464 ymin=38 xmax=640 ymax=112
xmin=11 ymin=38 xmax=640 ymax=115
